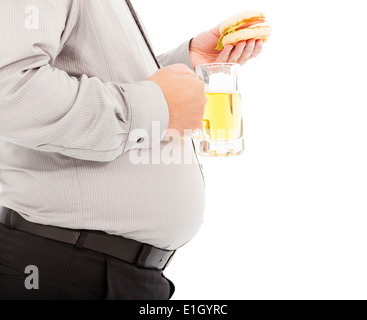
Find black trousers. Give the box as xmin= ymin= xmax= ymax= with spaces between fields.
xmin=0 ymin=224 xmax=175 ymax=300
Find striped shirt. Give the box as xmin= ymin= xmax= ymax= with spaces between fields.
xmin=0 ymin=0 xmax=205 ymax=250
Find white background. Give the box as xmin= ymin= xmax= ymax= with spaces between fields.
xmin=135 ymin=0 xmax=367 ymax=299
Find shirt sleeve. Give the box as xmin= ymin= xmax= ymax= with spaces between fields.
xmin=0 ymin=0 xmax=169 ymax=162
xmin=157 ymin=40 xmax=195 ymax=72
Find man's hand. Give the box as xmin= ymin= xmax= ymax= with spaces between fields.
xmin=189 ymin=25 xmax=263 ymax=69
xmin=149 ymin=64 xmax=207 ymax=137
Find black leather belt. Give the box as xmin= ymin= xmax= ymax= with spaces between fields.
xmin=0 ymin=206 xmax=175 ymax=270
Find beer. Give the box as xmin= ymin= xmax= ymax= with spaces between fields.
xmin=195 ymin=63 xmax=244 ymax=157
xmin=202 ymin=92 xmax=243 ymax=140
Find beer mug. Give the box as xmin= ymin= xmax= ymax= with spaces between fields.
xmin=195 ymin=63 xmax=244 ymax=157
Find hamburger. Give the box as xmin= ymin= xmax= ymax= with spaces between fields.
xmin=216 ymin=10 xmax=271 ymax=50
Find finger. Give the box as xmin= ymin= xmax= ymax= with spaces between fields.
xmin=249 ymin=39 xmax=263 ymax=59
xmin=216 ymin=44 xmax=234 ymax=63
xmin=238 ymin=39 xmax=255 ymax=65
xmin=228 ymin=41 xmax=247 ymax=63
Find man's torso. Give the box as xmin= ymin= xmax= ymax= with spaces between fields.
xmin=0 ymin=0 xmax=205 ymax=250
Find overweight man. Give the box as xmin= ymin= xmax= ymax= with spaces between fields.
xmin=0 ymin=0 xmax=263 ymax=300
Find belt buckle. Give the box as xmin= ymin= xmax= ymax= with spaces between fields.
xmin=136 ymin=244 xmax=176 ymax=270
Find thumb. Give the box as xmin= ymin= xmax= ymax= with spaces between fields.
xmin=168 ymin=63 xmax=195 ymax=77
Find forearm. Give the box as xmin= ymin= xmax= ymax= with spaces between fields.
xmin=0 ymin=0 xmax=169 ymax=162
xmin=157 ymin=40 xmax=195 ymax=71
xmin=0 ymin=66 xmax=168 ymax=162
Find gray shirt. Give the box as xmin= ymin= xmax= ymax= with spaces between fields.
xmin=0 ymin=0 xmax=205 ymax=250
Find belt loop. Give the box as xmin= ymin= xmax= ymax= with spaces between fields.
xmin=75 ymin=231 xmax=88 ymax=249
xmin=136 ymin=244 xmax=152 ymax=268
xmin=5 ymin=209 xmax=14 ymax=230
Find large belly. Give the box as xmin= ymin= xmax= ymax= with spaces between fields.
xmin=0 ymin=139 xmax=206 ymax=250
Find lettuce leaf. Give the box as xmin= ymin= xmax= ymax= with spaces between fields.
xmin=215 ymin=21 xmax=251 ymax=51
xmin=215 ymin=33 xmax=226 ymax=50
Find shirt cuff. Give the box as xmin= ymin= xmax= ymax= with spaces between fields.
xmin=121 ymin=80 xmax=169 ymax=152
xmin=157 ymin=39 xmax=195 ymax=72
